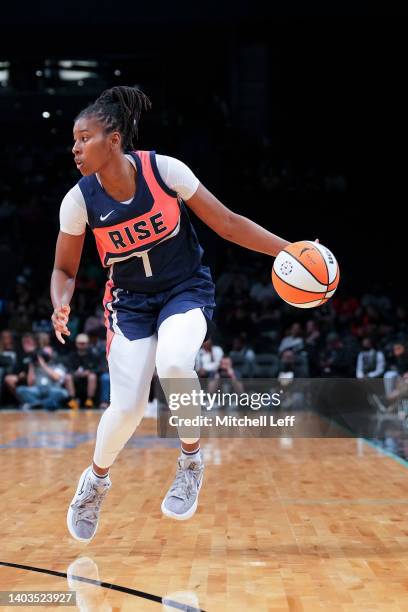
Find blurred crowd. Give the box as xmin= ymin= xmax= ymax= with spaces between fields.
xmin=0 ymin=328 xmax=109 ymax=410
xmin=0 ymin=267 xmax=407 ymax=411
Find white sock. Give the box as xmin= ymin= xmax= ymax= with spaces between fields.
xmin=90 ymin=468 xmax=110 ymax=483
xmin=181 ymin=447 xmax=202 ymax=462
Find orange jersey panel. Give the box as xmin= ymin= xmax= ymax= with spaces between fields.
xmin=92 ymin=151 xmax=181 ymax=266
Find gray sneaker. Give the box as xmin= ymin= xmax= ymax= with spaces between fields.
xmin=67 ymin=467 xmax=111 ymax=542
xmin=161 ymin=456 xmax=204 ymax=520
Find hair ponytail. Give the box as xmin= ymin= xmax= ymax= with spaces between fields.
xmin=75 ymin=85 xmax=152 ymax=151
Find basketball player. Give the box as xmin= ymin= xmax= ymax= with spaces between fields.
xmin=51 ymin=86 xmax=291 ymax=542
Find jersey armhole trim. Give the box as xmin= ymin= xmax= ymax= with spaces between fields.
xmin=149 ymin=151 xmax=178 ymax=198
xmin=77 ymin=178 xmax=89 ymax=205
xmin=77 ymin=177 xmax=93 ymax=226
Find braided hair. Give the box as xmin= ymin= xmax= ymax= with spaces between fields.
xmin=75 ymin=86 xmax=152 ymax=151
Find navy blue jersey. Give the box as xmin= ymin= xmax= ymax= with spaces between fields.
xmin=78 ymin=150 xmax=205 ymax=293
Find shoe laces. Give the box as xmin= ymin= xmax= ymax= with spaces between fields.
xmin=72 ymin=479 xmax=109 ymax=524
xmin=168 ymin=459 xmax=202 ymax=501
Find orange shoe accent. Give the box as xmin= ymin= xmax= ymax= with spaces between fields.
xmin=84 ymin=398 xmax=95 ymax=409
xmin=67 ymin=398 xmax=80 ymax=410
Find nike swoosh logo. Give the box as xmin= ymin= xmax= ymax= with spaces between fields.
xmin=100 ymin=210 xmax=115 ymax=221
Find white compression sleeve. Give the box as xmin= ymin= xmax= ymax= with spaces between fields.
xmin=156 ymin=309 xmax=207 ymax=444
xmin=93 ymin=333 xmax=157 ymax=468
xmin=93 ymin=308 xmax=207 ymax=467
xmin=59 ymin=184 xmax=87 ymax=235
xmin=155 ymin=154 xmax=200 ymax=200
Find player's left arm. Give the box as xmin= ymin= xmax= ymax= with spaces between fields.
xmin=185 ymin=183 xmax=290 ymax=258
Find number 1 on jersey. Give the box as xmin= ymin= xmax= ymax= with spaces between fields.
xmin=139 ymin=251 xmax=152 ymax=277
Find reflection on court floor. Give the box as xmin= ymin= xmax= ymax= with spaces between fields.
xmin=0 ymin=410 xmax=179 ymax=449
xmin=67 ymin=556 xmax=202 ymax=611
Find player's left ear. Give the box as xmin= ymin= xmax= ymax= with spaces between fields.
xmin=110 ymin=131 xmax=122 ymax=150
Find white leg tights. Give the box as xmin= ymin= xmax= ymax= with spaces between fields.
xmin=93 ymin=308 xmax=207 ymax=468
xmin=156 ymin=310 xmax=207 ymax=444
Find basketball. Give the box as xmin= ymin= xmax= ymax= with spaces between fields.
xmin=272 ymin=240 xmax=340 ymax=308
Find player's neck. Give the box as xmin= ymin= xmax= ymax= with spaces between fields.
xmin=96 ymin=155 xmax=136 ymax=201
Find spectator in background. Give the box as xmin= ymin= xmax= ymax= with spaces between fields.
xmin=278 ymin=322 xmax=304 ymax=354
xmin=0 ymin=329 xmax=17 ymax=369
xmin=381 ymin=371 xmax=408 ymax=413
xmin=304 ymin=320 xmax=322 ymax=377
xmin=195 ymin=338 xmax=224 ymax=378
xmin=87 ymin=330 xmax=107 ymax=361
xmin=229 ymin=333 xmax=256 ymax=377
xmin=14 ymin=278 xmax=33 ymax=313
xmin=15 ymin=346 xmax=68 ymax=411
xmin=99 ymin=368 xmax=110 ymax=409
xmin=361 ymin=284 xmax=391 ymax=315
xmin=277 ymin=350 xmax=306 ymax=410
xmin=84 ymin=306 xmax=105 ymax=338
xmin=0 ymin=330 xmax=17 ymax=400
xmin=3 ymin=333 xmax=37 ymax=400
xmin=207 ymin=356 xmax=244 ymax=396
xmin=278 ymin=349 xmax=297 ymax=379
xmin=319 ymin=332 xmax=352 ymax=377
xmin=252 ymin=301 xmax=282 ymax=342
xmin=369 ymin=370 xmax=408 ymax=415
xmin=64 ymin=333 xmax=99 ymax=409
xmin=384 ymin=342 xmax=408 ymax=397
xmin=332 ymin=294 xmax=360 ymax=324
xmin=387 ymin=342 xmax=408 ymax=375
xmin=92 ymin=337 xmax=110 ymax=409
xmin=32 ymin=295 xmax=54 ymax=334
xmin=225 ymin=303 xmax=255 ymax=337
xmin=230 ymin=334 xmax=256 ymax=362
xmin=36 ymin=332 xmax=52 ymax=349
xmin=305 ymin=320 xmax=321 ymax=348
xmin=356 ymin=337 xmax=385 ymax=379
xmin=395 ymin=306 xmax=408 ymax=336
xmin=250 ymin=270 xmax=279 ymax=303
xmin=215 ymin=265 xmax=248 ymax=298
xmin=7 ymin=304 xmax=32 ymax=334
xmin=85 ymin=322 xmax=109 ymax=406
xmin=278 ymin=347 xmax=309 ymax=379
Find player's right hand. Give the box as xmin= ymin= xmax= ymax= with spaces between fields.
xmin=51 ymin=304 xmax=71 ymax=344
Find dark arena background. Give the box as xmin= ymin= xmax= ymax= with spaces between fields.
xmin=1 ymin=3 xmax=408 ymax=611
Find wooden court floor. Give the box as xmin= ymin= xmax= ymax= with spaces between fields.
xmin=1 ymin=411 xmax=408 ymax=611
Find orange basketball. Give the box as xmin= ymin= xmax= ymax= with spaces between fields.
xmin=272 ymin=240 xmax=340 ymax=308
